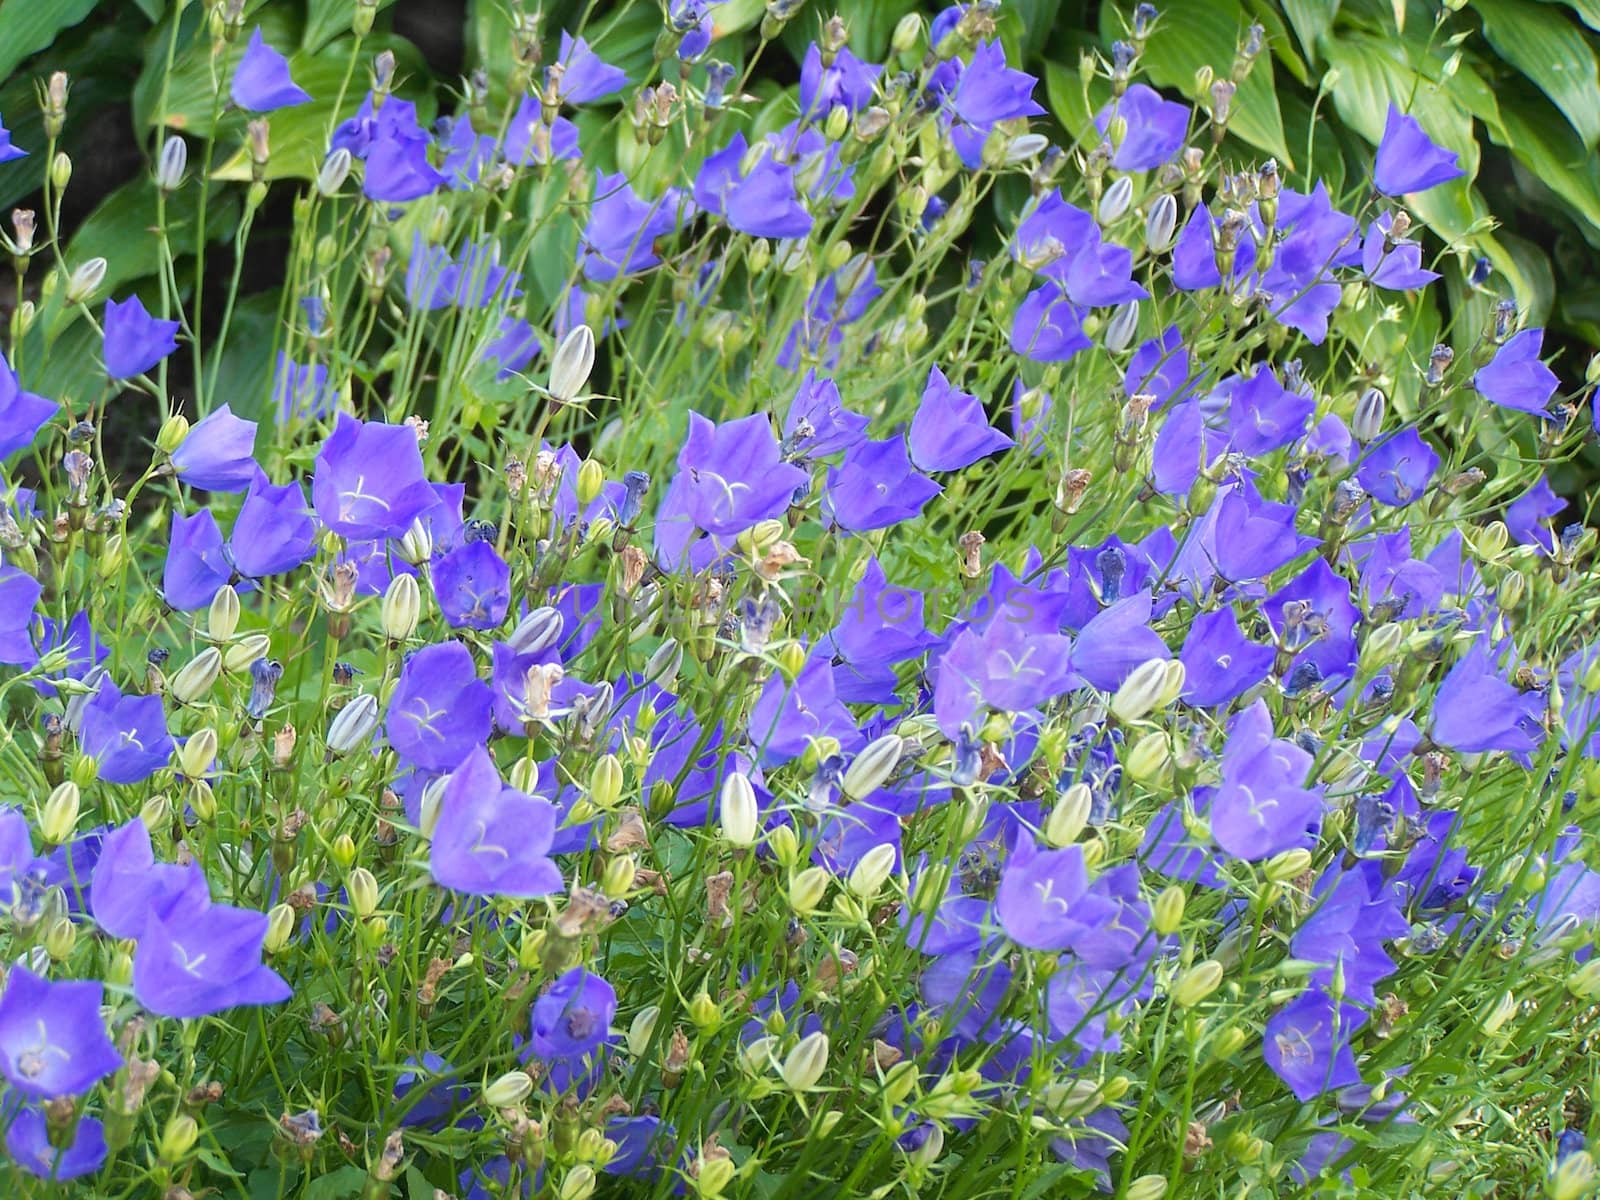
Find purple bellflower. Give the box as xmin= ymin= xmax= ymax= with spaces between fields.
xmin=1263 ymin=986 xmax=1366 ymax=1101
xmin=0 ymin=966 xmax=122 ymax=1098
xmin=0 ymin=566 xmax=42 ymax=668
xmin=784 ymin=370 xmax=869 ymax=457
xmin=232 ymin=29 xmax=311 ymax=110
xmin=133 ymin=902 xmax=292 ymax=1017
xmin=90 ymin=818 xmax=209 ymax=940
xmin=824 ymin=436 xmax=941 ymax=532
xmin=529 ymin=967 xmax=617 ymax=1058
xmin=0 ymin=352 xmax=55 ymax=459
xmin=0 ymin=115 xmax=25 ymax=162
xmin=78 ymin=681 xmax=175 ymax=785
xmin=433 ymin=540 xmax=512 ymax=630
xmin=1373 ymin=104 xmax=1463 ymax=196
xmin=1506 ymin=477 xmax=1565 ymax=554
xmin=103 ymin=295 xmax=180 ymax=380
xmin=169 ymin=404 xmax=257 ymax=492
xmin=675 ymin=411 xmax=808 ymax=538
xmin=1430 ymin=642 xmax=1545 ymax=757
xmin=6 ymin=1107 xmax=108 ymax=1180
xmin=429 ymin=745 xmax=563 ymax=897
xmin=1209 ymin=700 xmax=1323 ymax=860
xmin=312 ymin=414 xmax=438 ymax=541
xmin=800 ymin=43 xmax=882 ymax=117
xmin=1094 ymin=84 xmax=1188 ymax=170
xmin=229 ymin=472 xmax=317 ymax=580
xmin=551 ymin=33 xmax=627 ymax=104
xmin=909 ymin=367 xmax=1014 ymax=471
xmin=387 ymin=641 xmax=494 ymax=772
xmin=1473 ymin=328 xmax=1560 ymax=414
xmin=1356 ymin=428 xmax=1439 ymax=507
xmin=748 ymin=654 xmax=863 ymax=765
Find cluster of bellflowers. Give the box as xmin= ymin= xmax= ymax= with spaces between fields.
xmin=1 ymin=0 xmax=1600 ymax=1195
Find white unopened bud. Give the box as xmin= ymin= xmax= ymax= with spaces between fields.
xmin=157 ymin=135 xmax=188 ymax=191
xmin=327 ymin=693 xmax=380 ymax=755
xmin=780 ymin=1031 xmax=830 ymax=1091
xmin=1111 ymin=657 xmax=1173 ymax=723
xmin=1171 ymin=960 xmax=1224 ymax=1007
xmin=1105 ymin=299 xmax=1139 ymax=352
xmin=399 ymin=518 xmax=433 ymax=564
xmin=645 ymin=638 xmax=682 ymax=685
xmin=381 ymin=573 xmax=421 ymax=642
xmin=1046 ymin=782 xmax=1092 ymax=847
xmin=264 ymin=902 xmax=295 ymax=954
xmin=316 ymin=147 xmax=353 ymax=196
xmin=178 ymin=727 xmax=218 ymax=778
xmin=559 ymin=1165 xmax=596 ymax=1200
xmin=39 ymin=781 xmax=81 ymax=844
xmin=788 ymin=866 xmax=829 ymax=915
xmin=628 ymin=1005 xmax=660 ymax=1056
xmin=507 ymin=605 xmax=563 ymax=654
xmin=1352 ymin=386 xmax=1385 ymax=442
xmin=65 ymin=256 xmax=107 ymax=303
xmin=169 ymin=646 xmax=223 ymax=704
xmin=1098 ymin=175 xmax=1134 ymax=224
xmin=1145 ymin=192 xmax=1178 ymax=252
xmin=848 ymin=842 xmax=897 ymax=900
xmin=1481 ymin=990 xmax=1516 ymax=1036
xmin=483 ymin=1070 xmax=534 ymax=1108
xmin=720 ymin=772 xmax=759 ymax=847
xmin=549 ymin=323 xmax=596 ymax=403
xmin=841 ymin=734 xmax=902 ymax=800
xmin=223 ymin=633 xmax=271 ymax=673
xmin=208 ymin=585 xmax=241 ymax=642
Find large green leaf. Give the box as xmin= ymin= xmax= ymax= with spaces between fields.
xmin=1134 ymin=0 xmax=1293 ymax=165
xmin=1541 ymin=0 xmax=1600 ymax=32
xmin=1281 ymin=0 xmax=1340 ymax=63
xmin=0 ymin=0 xmax=101 ymax=82
xmin=1473 ymin=0 xmax=1600 ymax=149
xmin=1493 ymin=90 xmax=1600 ymax=247
xmin=304 ymin=0 xmax=398 ymax=52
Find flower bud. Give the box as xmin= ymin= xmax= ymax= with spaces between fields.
xmin=590 ymin=754 xmax=624 ymax=810
xmin=156 ymin=415 xmax=191 ymax=459
xmin=223 ymin=633 xmax=271 ymax=672
xmin=781 ymin=1031 xmax=830 ymax=1091
xmin=43 ymin=915 xmax=76 ymax=960
xmin=264 ymin=903 xmax=296 ymax=954
xmin=347 ymin=867 xmax=379 ymax=918
xmin=381 ymin=573 xmax=421 ymax=642
xmin=628 ymin=1005 xmax=660 ymax=1056
xmin=577 ymin=459 xmax=605 ymax=507
xmin=1475 ymin=520 xmax=1509 ymax=559
xmin=1046 ymin=783 xmax=1092 ymax=847
xmin=842 ymin=734 xmax=902 ymax=800
xmin=316 ymin=147 xmax=353 ymax=196
xmin=823 ymin=103 xmax=850 ymax=141
xmin=768 ymin=823 xmax=800 ymax=869
xmin=891 ymin=11 xmax=922 ymax=53
xmin=1105 ymin=299 xmax=1139 ymax=352
xmin=1152 ymin=884 xmax=1185 ymax=935
xmin=178 ymin=727 xmax=218 ymax=778
xmin=399 ymin=518 xmax=434 ymax=564
xmin=882 ymin=1060 xmax=918 ymax=1105
xmin=484 ymin=1070 xmax=534 ymax=1108
xmin=157 ymin=135 xmax=188 ymax=192
xmin=720 ymin=771 xmax=759 ymax=846
xmin=559 ymin=1165 xmax=596 ymax=1200
xmin=1111 ymin=657 xmax=1173 ymax=723
xmin=848 ymin=842 xmax=897 ymax=899
xmin=140 ymin=792 xmax=172 ymax=830
xmin=1125 ymin=1175 xmax=1168 ymax=1200
xmin=1098 ymin=175 xmax=1133 ymax=224
xmin=777 ymin=641 xmax=807 ymax=682
xmin=697 ymin=1154 xmax=736 ymax=1197
xmin=169 ymin=646 xmax=223 ymax=704
xmin=65 ymin=256 xmax=106 ymax=303
xmin=789 ymin=865 xmax=829 ymax=915
xmin=1352 ymin=386 xmax=1385 ymax=442
xmin=39 ymin=781 xmax=80 ymax=844
xmin=330 ymin=832 xmax=357 ymax=869
xmin=1499 ymin=569 xmax=1526 ymax=612
xmin=1145 ymin=192 xmax=1178 ymax=252
xmin=645 ymin=638 xmax=683 ymax=685
xmin=1172 ymin=960 xmax=1224 ymax=1007
xmin=51 ymin=152 xmax=73 ymax=191
xmin=549 ymin=324 xmax=596 ymax=403
xmin=1481 ymin=990 xmax=1516 ymax=1036
xmin=159 ymin=1114 xmax=200 ymax=1164
xmin=507 ymin=605 xmax=563 ymax=654
xmin=1125 ymin=731 xmax=1171 ymax=783
xmin=1361 ymin=622 xmax=1404 ymax=671
xmin=327 ymin=693 xmax=380 ymax=754
xmin=688 ymin=990 xmax=721 ymax=1031
xmin=208 ymin=585 xmax=241 ymax=642
xmin=1264 ymin=848 xmax=1312 ymax=882
xmin=602 ymin=854 xmax=636 ymax=898
xmin=1550 ymin=1151 xmax=1598 ymax=1200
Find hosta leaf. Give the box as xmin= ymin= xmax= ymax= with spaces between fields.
xmin=1474 ymin=0 xmax=1600 ymax=149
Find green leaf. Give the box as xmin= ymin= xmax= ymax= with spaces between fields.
xmin=304 ymin=0 xmax=397 ymax=52
xmin=1244 ymin=0 xmax=1312 ymax=85
xmin=1540 ymin=0 xmax=1600 ymax=32
xmin=1043 ymin=61 xmax=1106 ymax=145
xmin=1281 ymin=0 xmax=1340 ymax=63
xmin=1473 ymin=0 xmax=1600 ymax=149
xmin=1492 ymin=91 xmax=1600 ymax=247
xmin=1135 ymin=0 xmax=1293 ymax=165
xmin=303 ymin=1165 xmax=367 ymax=1200
xmin=0 ymin=0 xmax=100 ymax=82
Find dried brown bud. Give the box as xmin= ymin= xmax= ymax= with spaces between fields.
xmin=606 ymin=808 xmax=649 ymax=853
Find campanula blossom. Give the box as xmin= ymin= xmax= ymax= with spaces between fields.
xmin=1473 ymin=328 xmax=1560 ymax=414
xmin=364 ymin=123 xmax=447 ymax=202
xmin=273 ymin=354 xmax=335 ymax=423
xmin=505 ymin=97 xmax=580 ymax=165
xmin=1223 ymin=366 xmax=1314 ymax=456
xmin=1430 ymin=642 xmax=1546 ymax=757
xmin=933 ymin=618 xmax=1077 ymax=738
xmin=406 ymin=235 xmax=523 ymax=311
xmin=1264 ymin=557 xmax=1362 ymax=683
xmin=0 ymin=352 xmax=56 ymax=459
xmin=996 ymin=842 xmax=1091 ymax=950
xmin=169 ymin=404 xmax=257 ymax=492
xmin=1094 ymin=83 xmax=1188 ymax=170
xmin=824 ymin=436 xmax=941 ymax=532
xmin=482 ymin=316 xmax=539 ymax=380
xmin=1071 ymin=592 xmax=1169 ymax=692
xmin=78 ymin=681 xmax=175 ymax=784
xmin=429 ymin=745 xmax=563 ymax=896
xmin=1210 ymin=481 xmax=1317 ymax=582
xmin=163 ymin=510 xmax=232 ymax=611
xmin=103 ymin=295 xmax=180 ymax=380
xmin=0 ymin=966 xmax=121 ymax=1098
xmin=437 ymin=114 xmax=497 ymax=190
xmin=90 ymin=818 xmax=209 ymax=940
xmin=1263 ymin=986 xmax=1366 ymax=1101
xmin=1210 ymin=700 xmax=1323 ymax=860
xmin=711 ymin=146 xmax=814 ymax=239
xmin=674 ymin=411 xmax=808 ymax=538
xmin=229 ymin=472 xmax=317 ymax=579
xmin=1012 ymin=190 xmax=1094 ymax=277
xmin=942 ymin=41 xmax=1045 ymax=168
xmin=133 ymin=902 xmax=292 ymax=1017
xmin=1292 ymin=866 xmax=1409 ymax=1004
xmin=529 ymin=967 xmax=617 ymax=1058
xmin=1373 ymin=104 xmax=1463 ymax=196
xmin=1506 ymin=477 xmax=1565 ymax=554
xmin=231 ymin=28 xmax=311 ymax=110
xmin=5 ymin=1106 xmax=108 ymax=1180
xmin=909 ymin=367 xmax=1013 ymax=471
xmin=800 ymin=43 xmax=881 ymax=117
xmin=433 ymin=540 xmax=511 ymax=630
xmin=0 ymin=115 xmax=25 ymax=163
xmin=1179 ymin=607 xmax=1274 ymax=707
xmin=748 ymin=654 xmax=863 ymax=765
xmin=312 ymin=414 xmax=437 ymax=541
xmin=1171 ymin=206 xmax=1258 ymax=291
xmin=1361 ymin=214 xmax=1439 ymax=289
xmin=579 ymin=173 xmax=689 ymax=282
xmin=31 ymin=612 xmax=108 ymax=697
xmin=785 ymin=370 xmax=868 ymax=457
xmin=1010 ymin=284 xmax=1091 ymax=362
xmin=1355 ymin=428 xmax=1439 ymax=507
xmin=1125 ymin=327 xmax=1193 ymax=409
xmin=0 ymin=566 xmax=41 ymax=668
xmin=387 ymin=641 xmax=494 ymax=771
xmin=670 ymin=0 xmax=721 ymax=60
xmin=551 ymin=32 xmax=627 ymax=104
